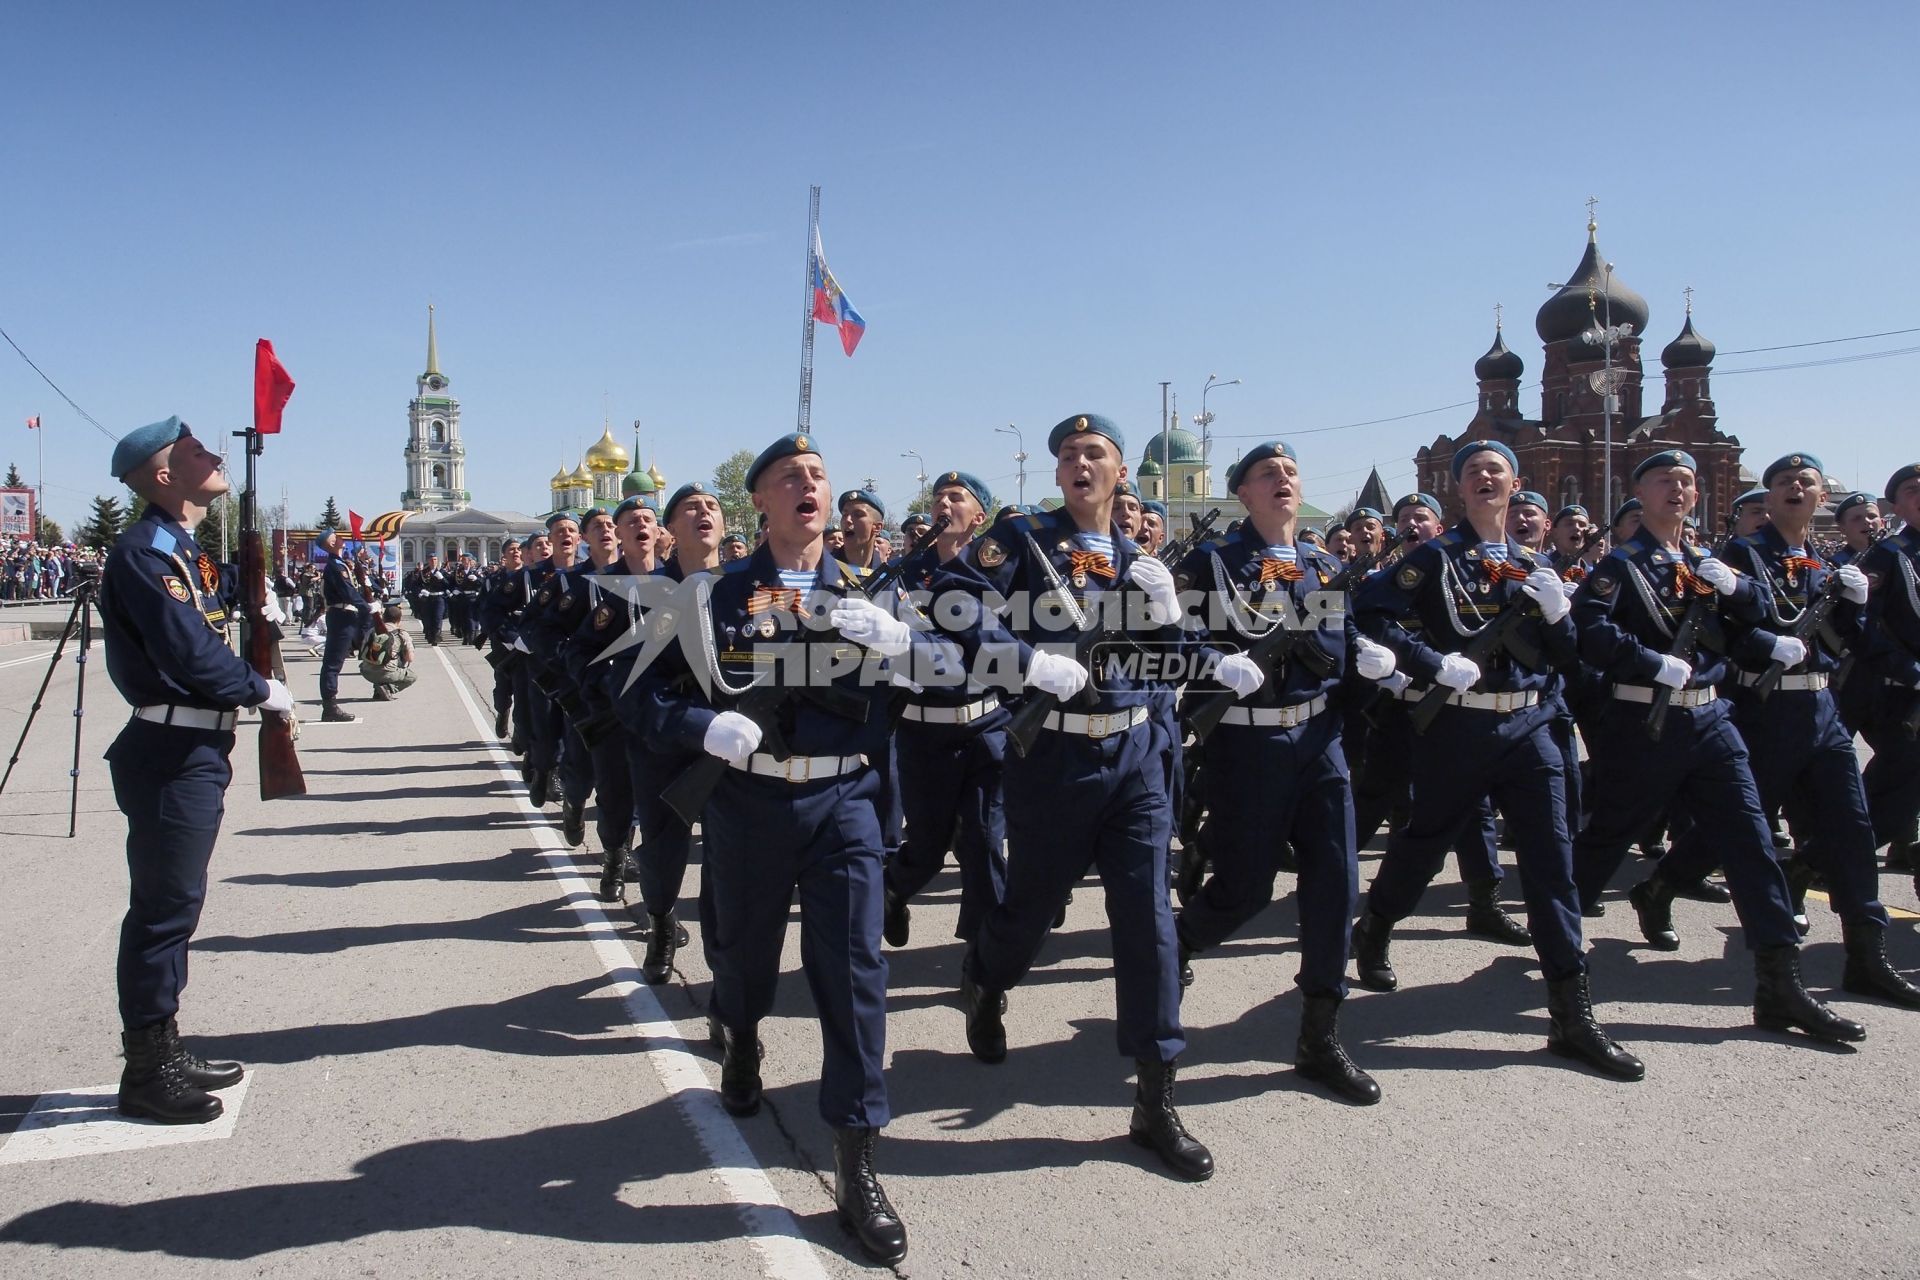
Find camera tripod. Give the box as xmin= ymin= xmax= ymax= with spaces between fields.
xmin=0 ymin=579 xmax=98 ymax=837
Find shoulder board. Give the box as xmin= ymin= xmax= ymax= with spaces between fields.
xmin=1200 ymin=533 xmax=1231 ymax=552
xmin=1433 ymin=529 xmax=1465 ymax=548
xmin=1514 ymin=547 xmax=1541 ymax=568
xmin=149 ymin=524 xmax=178 ymax=556
xmin=722 ymin=557 xmax=756 ymax=575
xmin=1015 ymin=512 xmax=1047 ymax=530
xmin=848 ymin=562 xmax=875 ymax=579
xmin=1605 ymin=545 xmax=1633 ymax=563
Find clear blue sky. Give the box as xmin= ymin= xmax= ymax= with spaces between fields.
xmin=5 ymin=2 xmax=1916 ymax=536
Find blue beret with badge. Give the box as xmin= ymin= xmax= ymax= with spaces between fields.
xmin=1450 ymin=438 xmax=1518 ymax=479
xmin=1392 ymin=492 xmax=1441 ymax=519
xmin=838 ymin=487 xmax=885 ymax=518
xmin=545 ymin=509 xmax=579 ymax=529
xmin=1142 ymin=499 xmax=1168 ymax=520
xmin=1226 ymin=440 xmax=1296 ymax=491
xmin=111 ymin=416 xmax=193 ymax=480
xmin=1114 ymin=479 xmax=1140 ymax=500
xmin=613 ymin=495 xmax=659 ymax=522
xmin=1553 ymin=504 xmax=1588 ymax=525
xmin=1732 ymin=486 xmax=1768 ymax=511
xmin=1762 ymin=452 xmax=1822 ymax=486
xmin=579 ymin=504 xmax=618 ymax=530
xmin=660 ymin=481 xmax=708 ymax=523
xmin=1610 ymin=497 xmax=1643 ymax=527
xmin=930 ymin=469 xmax=993 ymax=513
xmin=1046 ymin=413 xmax=1125 ymax=457
xmin=1832 ymin=491 xmax=1876 ymax=519
xmin=1632 ymin=449 xmax=1697 ymax=481
xmin=1511 ymin=490 xmax=1549 ymax=513
xmin=745 ymin=432 xmax=821 ymax=491
xmin=1886 ymin=463 xmax=1920 ymax=504
xmin=900 ymin=512 xmax=931 ymax=532
xmin=1344 ymin=506 xmax=1385 ymax=528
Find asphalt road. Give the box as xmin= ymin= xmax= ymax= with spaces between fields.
xmin=1 ymin=616 xmax=1916 ymax=1279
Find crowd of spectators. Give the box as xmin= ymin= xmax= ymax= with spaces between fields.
xmin=1 ymin=536 xmax=96 ymax=601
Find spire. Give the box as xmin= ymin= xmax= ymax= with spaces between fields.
xmin=425 ymin=304 xmax=441 ymax=378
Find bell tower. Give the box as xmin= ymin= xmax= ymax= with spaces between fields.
xmin=403 ymin=305 xmax=468 ymax=511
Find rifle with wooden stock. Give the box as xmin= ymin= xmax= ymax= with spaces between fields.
xmin=238 ymin=340 xmax=304 ymax=799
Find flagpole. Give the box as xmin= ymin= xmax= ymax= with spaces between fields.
xmin=35 ymin=416 xmax=45 ymax=540
xmin=797 ymin=184 xmax=820 ymax=434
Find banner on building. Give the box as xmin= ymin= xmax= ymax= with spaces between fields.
xmin=0 ymin=488 xmax=35 ymax=537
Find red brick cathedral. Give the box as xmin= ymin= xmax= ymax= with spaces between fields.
xmin=1414 ymin=219 xmax=1743 ymax=532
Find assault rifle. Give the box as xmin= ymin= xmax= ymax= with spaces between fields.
xmin=1646 ymin=592 xmax=1715 ymax=741
xmin=1748 ymin=574 xmax=1844 ymax=702
xmin=236 ymin=344 xmax=304 ymax=800
xmin=1409 ymin=592 xmax=1541 ymax=735
xmin=660 ymin=517 xmax=947 ymax=825
xmin=1182 ymin=553 xmax=1344 ymax=745
xmin=1006 ymin=508 xmax=1220 ymax=758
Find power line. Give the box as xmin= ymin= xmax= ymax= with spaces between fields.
xmin=0 ymin=322 xmax=117 ymax=441
xmin=1720 ymin=326 xmax=1920 ymax=356
xmin=1716 ymin=344 xmax=1920 ymax=376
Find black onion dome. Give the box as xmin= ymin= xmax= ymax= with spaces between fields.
xmin=1661 ymin=313 xmax=1716 ymax=368
xmin=1474 ymin=328 xmax=1524 ymax=380
xmin=1535 ymin=229 xmax=1651 ymax=347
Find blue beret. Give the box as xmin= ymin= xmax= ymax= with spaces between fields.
xmin=930 ymin=469 xmax=993 ymax=512
xmin=1762 ymin=452 xmax=1822 ymax=486
xmin=1886 ymin=464 xmax=1920 ymax=504
xmin=1392 ymin=492 xmax=1441 ymax=519
xmin=838 ymin=487 xmax=885 ymax=518
xmin=900 ymin=512 xmax=932 ymax=530
xmin=1832 ymin=492 xmax=1876 ymax=519
xmin=1142 ymin=499 xmax=1168 ymax=520
xmin=545 ymin=509 xmax=579 ymax=530
xmin=721 ymin=531 xmax=749 ymax=547
xmin=659 ymin=482 xmax=710 ymax=523
xmin=1114 ymin=479 xmax=1140 ymax=500
xmin=1611 ymin=497 xmax=1643 ymax=527
xmin=1511 ymin=490 xmax=1549 ymax=513
xmin=1046 ymin=413 xmax=1125 ymax=457
xmin=1344 ymin=507 xmax=1384 ymax=529
xmin=1633 ymin=449 xmax=1697 ymax=481
xmin=1226 ymin=440 xmax=1296 ymax=491
xmin=745 ymin=433 xmax=821 ymax=491
xmin=111 ymin=416 xmax=191 ymax=480
xmin=1451 ymin=439 xmax=1518 ymax=479
xmin=613 ymin=495 xmax=659 ymax=522
xmin=1732 ymin=486 xmax=1768 ymax=511
xmin=1299 ymin=528 xmax=1325 ymax=545
xmin=1553 ymin=504 xmax=1588 ymax=525
xmin=579 ymin=504 xmax=619 ymax=528
xmin=1684 ymin=515 xmax=1700 ymax=527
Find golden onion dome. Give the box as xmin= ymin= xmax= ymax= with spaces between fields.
xmin=568 ymin=462 xmax=594 ymax=486
xmin=647 ymin=461 xmax=666 ymax=488
xmin=584 ymin=427 xmax=630 ymax=473
xmin=550 ymin=465 xmax=573 ymax=491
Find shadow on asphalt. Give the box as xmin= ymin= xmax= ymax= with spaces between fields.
xmin=223 ymin=848 xmax=565 ymax=890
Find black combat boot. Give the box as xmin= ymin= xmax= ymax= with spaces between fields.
xmin=160 ymin=1018 xmax=243 ymax=1091
xmin=561 ymin=799 xmax=586 ymax=848
xmin=882 ymin=887 xmax=911 ymax=948
xmin=1174 ymin=840 xmax=1206 ymax=904
xmin=528 ymin=769 xmax=550 ymax=808
xmin=1295 ymin=994 xmax=1380 ymax=1105
xmin=1673 ymin=875 xmax=1732 ymax=903
xmin=118 ymin=1022 xmax=223 ymax=1124
xmin=1545 ymin=974 xmax=1645 ymax=1081
xmin=1784 ymin=858 xmax=1816 ymax=936
xmin=1628 ymin=875 xmax=1681 ymax=951
xmin=833 ymin=1126 xmax=908 ymax=1265
xmin=719 ymin=1022 xmax=764 ymax=1116
xmin=597 ymin=842 xmax=626 ymax=904
xmin=1178 ymin=941 xmax=1195 ymax=989
xmin=1351 ymin=912 xmax=1397 ymax=993
xmin=642 ymin=910 xmax=679 ymax=985
xmin=960 ymin=961 xmax=1007 ymax=1064
xmin=1754 ymin=945 xmax=1867 ymax=1042
xmin=1129 ymin=1058 xmax=1214 ymax=1181
xmin=320 ymin=703 xmax=357 ymax=723
xmin=1841 ymin=919 xmax=1920 ymax=1009
xmin=494 ymin=708 xmax=509 ymax=738
xmin=1464 ymin=878 xmax=1532 ymax=946
xmin=1885 ymin=839 xmax=1914 ymax=872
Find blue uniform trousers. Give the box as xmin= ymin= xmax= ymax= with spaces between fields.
xmin=319 ymin=610 xmax=359 ymax=704
xmin=509 ymin=659 xmax=534 ymax=754
xmin=1179 ymin=711 xmax=1356 ymax=998
xmin=448 ymin=593 xmax=470 ymax=638
xmin=1366 ymin=707 xmax=1586 ymax=980
xmin=418 ymin=594 xmax=445 ymax=642
xmin=885 ymin=721 xmax=1008 ymax=942
xmin=969 ymin=721 xmax=1185 ymax=1063
xmin=1354 ymin=698 xmax=1504 ymax=882
xmin=702 ymin=764 xmax=890 ymax=1129
xmin=1662 ymin=690 xmax=1888 ymax=929
xmin=556 ymin=722 xmax=594 ymax=812
xmin=1860 ymin=692 xmax=1920 ymax=848
xmin=627 ymin=744 xmax=700 ymax=919
xmin=587 ymin=728 xmax=631 ymax=853
xmin=524 ymin=676 xmax=563 ymax=774
xmin=875 ymin=736 xmax=904 ymax=859
xmin=106 ymin=719 xmax=234 ymax=1029
xmin=1571 ymin=701 xmax=1799 ymax=949
xmin=491 ymin=655 xmax=514 ymax=718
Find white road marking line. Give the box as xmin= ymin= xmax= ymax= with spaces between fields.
xmin=0 ymin=646 xmax=62 ymax=671
xmin=0 ymin=1075 xmax=252 ymax=1165
xmin=432 ymin=646 xmax=830 ymax=1280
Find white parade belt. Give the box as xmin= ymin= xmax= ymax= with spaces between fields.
xmin=1734 ymin=670 xmax=1829 ymax=692
xmin=1612 ymin=684 xmax=1717 ymax=706
xmin=1394 ymin=686 xmax=1539 ymax=713
xmin=134 ymin=705 xmax=239 ymax=731
xmin=899 ymin=695 xmax=999 ymax=724
xmin=728 ymin=752 xmax=868 ymax=782
xmin=1043 ymin=705 xmax=1151 ymax=738
xmin=1218 ymin=693 xmax=1329 ymax=728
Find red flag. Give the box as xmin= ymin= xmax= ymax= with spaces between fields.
xmin=25 ymin=416 xmax=40 ymax=430
xmin=348 ymin=510 xmax=364 ymax=541
xmin=253 ymin=339 xmax=295 ymax=434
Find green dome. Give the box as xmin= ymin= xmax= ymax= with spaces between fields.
xmin=1141 ymin=427 xmax=1203 ymax=467
xmin=1136 ymin=456 xmax=1164 ymax=477
xmin=622 ymin=467 xmax=658 ymax=496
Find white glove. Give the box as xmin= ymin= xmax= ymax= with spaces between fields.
xmin=1354 ymin=637 xmax=1397 ymax=681
xmin=1214 ymin=652 xmax=1266 ymax=698
xmin=1127 ymin=556 xmax=1180 ymax=626
xmin=830 ymin=595 xmax=913 ymax=657
xmin=1378 ymin=670 xmax=1413 ymax=696
xmin=1522 ymin=568 xmax=1571 ymax=624
xmin=701 ymin=711 xmax=762 ymax=765
xmin=1435 ymin=654 xmax=1481 ymax=693
xmin=511 ymin=636 xmax=531 ymax=654
xmin=1653 ymin=655 xmax=1692 ymax=689
xmin=259 ymin=678 xmax=295 ymax=714
xmin=1695 ymin=557 xmax=1738 ymax=596
xmin=1769 ymin=634 xmax=1808 ymax=668
xmin=1835 ymin=564 xmax=1869 ymax=604
xmin=1026 ymin=649 xmax=1090 ymax=700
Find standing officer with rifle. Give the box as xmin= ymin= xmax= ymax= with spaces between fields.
xmin=1636 ymin=453 xmax=1917 ymax=1008
xmin=930 ymin=412 xmax=1216 ymax=1183
xmin=99 ymin=417 xmax=296 ymax=1122
xmin=1569 ymin=450 xmax=1866 ymax=1046
xmin=1351 ymin=440 xmax=1643 ymax=1081
xmin=1172 ymin=440 xmax=1398 ymax=1103
xmin=316 ymin=528 xmax=364 ymax=723
xmin=1856 ymin=463 xmax=1920 ymax=881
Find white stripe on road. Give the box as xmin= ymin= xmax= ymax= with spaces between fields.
xmin=0 ymin=646 xmax=63 ymax=671
xmin=0 ymin=1075 xmax=252 ymax=1165
xmin=431 ymin=646 xmax=830 ymax=1280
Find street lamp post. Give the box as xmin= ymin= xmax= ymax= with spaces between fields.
xmin=1195 ymin=374 xmax=1241 ymax=490
xmin=900 ymin=451 xmax=928 ymax=510
xmin=995 ymin=424 xmax=1027 ymax=507
xmin=1570 ymin=266 xmax=1633 ymax=515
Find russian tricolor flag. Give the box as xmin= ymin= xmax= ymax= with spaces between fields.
xmin=811 ymin=226 xmax=866 ymax=356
